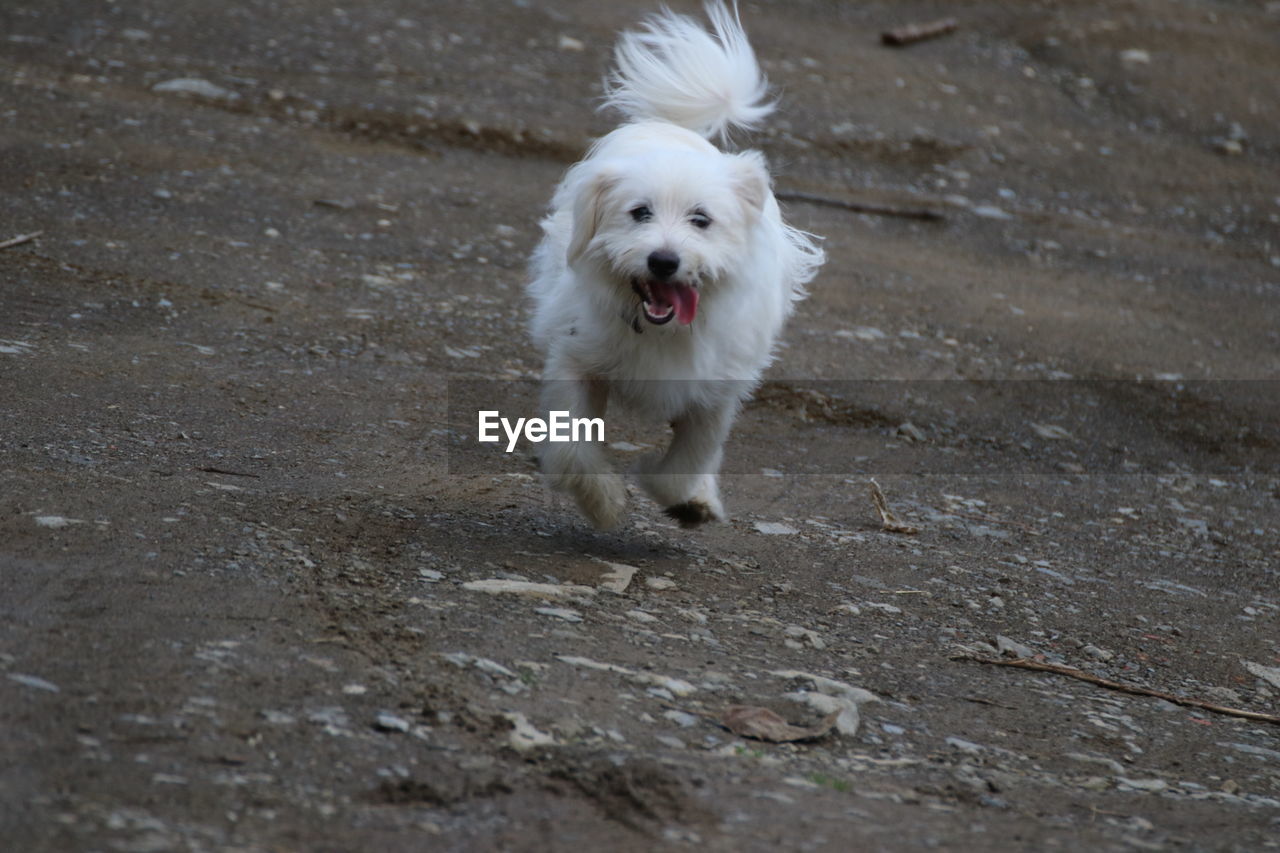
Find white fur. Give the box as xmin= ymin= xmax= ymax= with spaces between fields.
xmin=527 ymin=1 xmax=824 ymax=529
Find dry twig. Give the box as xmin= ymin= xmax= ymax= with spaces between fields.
xmin=882 ymin=18 xmax=959 ymax=47
xmin=952 ymin=651 xmax=1280 ymax=726
xmin=868 ymin=478 xmax=920 ymax=534
xmin=776 ymin=191 xmax=944 ymax=222
xmin=0 ymin=231 xmax=43 ymax=250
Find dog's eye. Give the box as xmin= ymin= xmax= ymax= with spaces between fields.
xmin=690 ymin=211 xmax=712 ymax=230
xmin=630 ymin=205 xmax=653 ymax=223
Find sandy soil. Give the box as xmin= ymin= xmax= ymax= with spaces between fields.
xmin=2 ymin=1 xmax=1279 ymax=850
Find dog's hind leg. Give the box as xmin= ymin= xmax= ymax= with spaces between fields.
xmin=538 ymin=368 xmax=627 ymax=529
xmin=633 ymin=402 xmax=734 ymax=528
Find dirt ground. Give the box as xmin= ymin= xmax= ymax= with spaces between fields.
xmin=3 ymin=1 xmax=1279 ymax=850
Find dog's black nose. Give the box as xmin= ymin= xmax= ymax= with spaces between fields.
xmin=647 ymin=250 xmax=680 ymax=280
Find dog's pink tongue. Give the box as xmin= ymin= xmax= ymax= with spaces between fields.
xmin=650 ymin=281 xmax=699 ymax=325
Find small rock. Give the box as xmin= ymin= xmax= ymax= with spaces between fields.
xmin=784 ymin=625 xmax=827 ymax=649
xmin=34 ymin=515 xmax=79 ymax=529
xmin=462 ymin=579 xmax=596 ymax=599
xmin=152 ymin=77 xmax=238 ymax=101
xmin=864 ymin=602 xmax=902 ymax=615
xmin=626 ymin=610 xmax=659 ymax=624
xmin=597 ymin=561 xmax=638 ymax=594
xmin=996 ymin=635 xmax=1035 ymax=659
xmin=972 ymin=204 xmax=1014 ymax=220
xmin=1119 ymin=48 xmax=1151 ymax=64
xmin=946 ymin=736 xmax=984 ymax=755
xmin=1030 ymin=423 xmax=1072 ymax=440
xmin=663 ymin=710 xmax=700 ymax=728
xmin=834 ymin=326 xmax=887 ymax=342
xmin=1244 ymin=661 xmax=1280 ymax=689
xmin=374 ymin=713 xmax=411 ymax=733
xmin=557 ymin=34 xmax=584 ymax=51
xmin=1082 ymin=644 xmax=1115 ymax=662
xmin=505 ymin=712 xmax=555 ymax=751
xmin=7 ymin=673 xmax=60 ymax=692
xmin=896 ymin=422 xmax=926 ymax=442
xmin=644 ymin=577 xmax=677 ymax=591
xmin=754 ymin=521 xmax=798 ymax=535
xmin=534 ymin=606 xmax=582 ymax=622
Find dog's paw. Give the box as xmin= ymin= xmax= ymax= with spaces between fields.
xmin=664 ymin=498 xmax=723 ymax=529
xmin=573 ymin=473 xmax=628 ymax=530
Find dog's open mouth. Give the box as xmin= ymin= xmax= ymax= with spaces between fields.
xmin=632 ymin=279 xmax=699 ymax=326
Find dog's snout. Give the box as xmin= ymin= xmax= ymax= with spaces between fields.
xmin=647 ymin=250 xmax=680 ymax=280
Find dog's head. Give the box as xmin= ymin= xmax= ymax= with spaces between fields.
xmin=566 ymin=148 xmax=770 ymax=328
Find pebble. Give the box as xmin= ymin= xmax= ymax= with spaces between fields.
xmin=1244 ymin=661 xmax=1280 ymax=689
xmin=834 ymin=326 xmax=887 ymax=342
xmin=996 ymin=635 xmax=1035 ymax=659
xmin=644 ymin=577 xmax=677 ymax=591
xmin=152 ymin=78 xmax=238 ymax=101
xmin=597 ymin=561 xmax=637 ymax=594
xmin=374 ymin=713 xmax=411 ymax=733
xmin=534 ymin=607 xmax=582 ymax=622
xmin=896 ymin=422 xmax=926 ymax=442
xmin=663 ymin=710 xmax=700 ymax=728
xmin=864 ymin=602 xmax=902 ymax=615
xmin=946 ymin=737 xmax=984 ymax=754
xmin=754 ymin=521 xmax=798 ymax=535
xmin=34 ymin=516 xmax=79 ymax=529
xmin=7 ymin=673 xmax=60 ymax=692
xmin=462 ymin=579 xmax=596 ymax=598
xmin=971 ymin=204 xmax=1014 ymax=220
xmin=504 ymin=712 xmax=554 ymax=751
xmin=1082 ymin=644 xmax=1115 ymax=662
xmin=784 ymin=625 xmax=826 ymax=649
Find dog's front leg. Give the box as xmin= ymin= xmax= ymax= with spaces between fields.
xmin=634 ymin=402 xmax=735 ymax=528
xmin=538 ymin=365 xmax=627 ymax=529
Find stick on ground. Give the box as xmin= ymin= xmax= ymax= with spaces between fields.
xmin=952 ymin=651 xmax=1280 ymax=726
xmin=776 ymin=191 xmax=945 ymax=222
xmin=882 ymin=18 xmax=959 ymax=47
xmin=0 ymin=231 xmax=43 ymax=250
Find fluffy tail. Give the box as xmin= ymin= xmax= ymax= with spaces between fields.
xmin=602 ymin=2 xmax=773 ymax=141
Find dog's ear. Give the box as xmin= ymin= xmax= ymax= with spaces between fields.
xmin=568 ymin=167 xmax=619 ymax=264
xmin=731 ymin=150 xmax=771 ymax=215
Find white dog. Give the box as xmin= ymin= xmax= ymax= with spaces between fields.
xmin=527 ymin=2 xmax=824 ymax=529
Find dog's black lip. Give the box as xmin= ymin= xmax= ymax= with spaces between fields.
xmin=631 ymin=277 xmax=689 ymax=326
